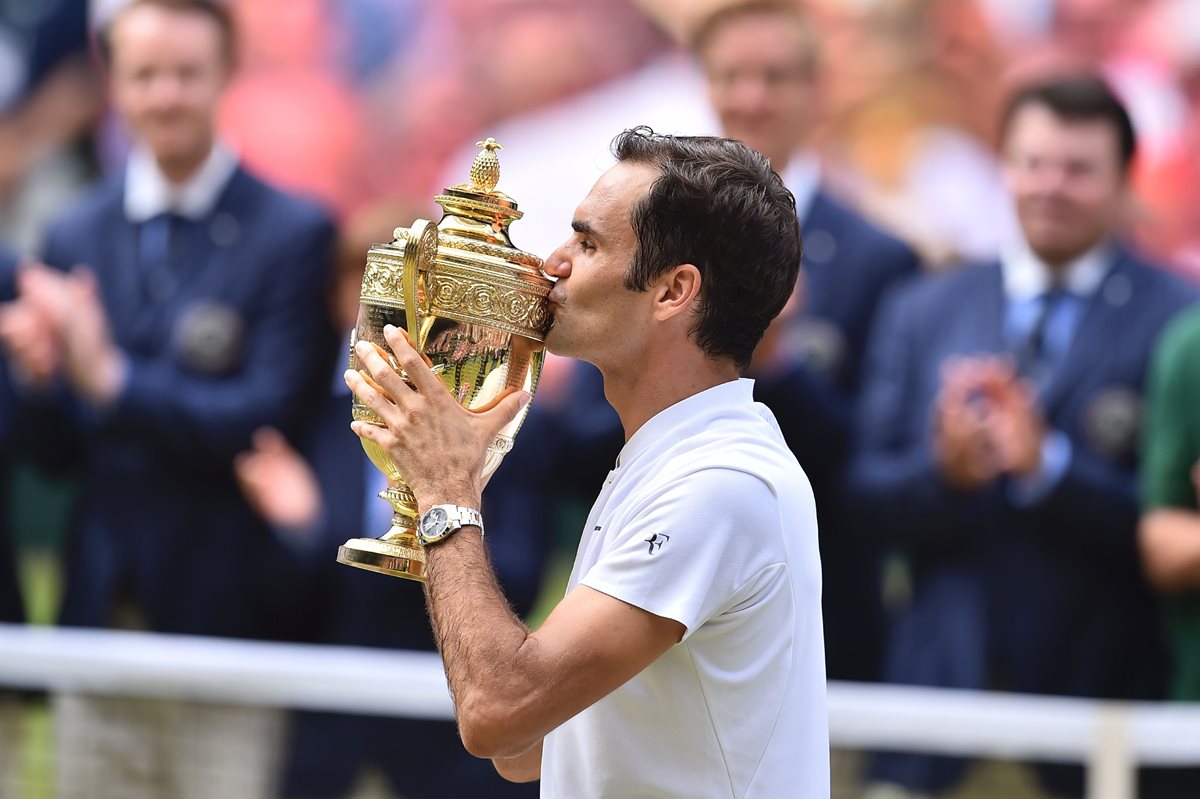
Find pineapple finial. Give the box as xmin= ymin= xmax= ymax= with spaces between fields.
xmin=469 ymin=138 xmax=504 ymax=193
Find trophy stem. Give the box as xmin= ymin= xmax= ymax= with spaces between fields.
xmin=337 ymin=486 xmax=427 ymax=582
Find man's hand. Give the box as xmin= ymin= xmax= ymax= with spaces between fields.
xmin=933 ymin=359 xmax=1000 ymax=491
xmin=344 ymin=324 xmax=529 ymax=511
xmin=59 ymin=268 xmax=126 ymax=407
xmin=974 ymin=360 xmax=1046 ymax=478
xmin=16 ymin=265 xmax=126 ymax=406
xmin=1140 ymin=509 xmax=1200 ymax=592
xmin=234 ymin=427 xmax=322 ymax=535
xmin=0 ymin=297 xmax=61 ymax=386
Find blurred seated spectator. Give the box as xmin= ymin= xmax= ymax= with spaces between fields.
xmin=849 ymin=75 xmax=1196 ymax=799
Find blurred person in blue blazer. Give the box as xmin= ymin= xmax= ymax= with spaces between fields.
xmin=0 ymin=2 xmax=336 ymax=796
xmin=851 ymin=74 xmax=1197 ymax=799
xmin=234 ymin=203 xmax=551 ymax=798
xmin=702 ymin=2 xmax=920 ymax=681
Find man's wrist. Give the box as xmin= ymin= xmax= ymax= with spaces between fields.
xmin=417 ymin=488 xmax=482 ymax=515
xmin=81 ymin=349 xmax=128 ymax=407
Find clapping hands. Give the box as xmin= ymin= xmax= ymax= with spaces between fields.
xmin=933 ymin=356 xmax=1046 ymax=491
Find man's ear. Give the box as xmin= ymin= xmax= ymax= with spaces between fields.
xmin=652 ymin=264 xmax=701 ymax=322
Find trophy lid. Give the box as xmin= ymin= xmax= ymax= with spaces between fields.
xmin=435 ymin=137 xmax=525 ymax=226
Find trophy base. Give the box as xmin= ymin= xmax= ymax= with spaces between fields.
xmin=337 ymin=534 xmax=426 ymax=582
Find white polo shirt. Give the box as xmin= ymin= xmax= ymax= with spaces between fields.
xmin=541 ymin=379 xmax=829 ymax=798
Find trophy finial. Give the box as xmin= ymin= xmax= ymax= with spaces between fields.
xmin=470 ymin=137 xmax=504 ymax=193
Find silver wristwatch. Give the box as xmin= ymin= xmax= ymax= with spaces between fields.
xmin=416 ymin=504 xmax=484 ymax=546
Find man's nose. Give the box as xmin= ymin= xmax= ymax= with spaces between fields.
xmin=542 ymin=247 xmax=571 ymax=279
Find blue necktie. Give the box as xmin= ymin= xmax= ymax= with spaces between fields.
xmin=1016 ymin=288 xmax=1066 ymax=383
xmin=138 ymin=213 xmax=178 ymax=301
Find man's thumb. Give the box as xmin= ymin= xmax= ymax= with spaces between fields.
xmin=483 ymin=389 xmax=531 ymax=433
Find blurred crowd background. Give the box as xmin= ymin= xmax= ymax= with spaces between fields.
xmin=2 ymin=0 xmax=1200 ymax=797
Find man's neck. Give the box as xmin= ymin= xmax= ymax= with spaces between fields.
xmin=155 ymin=143 xmax=213 ymax=185
xmin=598 ymin=349 xmax=741 ymax=443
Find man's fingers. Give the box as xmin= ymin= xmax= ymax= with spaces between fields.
xmin=382 ymin=325 xmax=444 ymax=396
xmin=344 ymin=367 xmax=400 ymax=424
xmin=354 ymin=339 xmax=411 ymax=402
xmin=350 ymin=420 xmax=392 ymax=451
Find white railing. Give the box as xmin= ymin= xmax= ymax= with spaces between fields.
xmin=1 ymin=623 xmax=1198 ymax=799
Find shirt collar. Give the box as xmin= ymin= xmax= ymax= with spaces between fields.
xmin=777 ymin=152 xmax=821 ymax=222
xmin=1000 ymin=239 xmax=1115 ymax=301
xmin=124 ymin=141 xmax=239 ymax=223
xmin=616 ymin=378 xmax=755 ymax=469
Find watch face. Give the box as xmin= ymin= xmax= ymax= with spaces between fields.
xmin=420 ymin=507 xmax=449 ymax=539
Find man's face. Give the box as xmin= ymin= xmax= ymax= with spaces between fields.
xmin=1003 ymin=103 xmax=1127 ymax=265
xmin=109 ymin=5 xmax=229 ymax=166
xmin=542 ymin=162 xmax=659 ymax=365
xmin=701 ymin=12 xmax=817 ymax=169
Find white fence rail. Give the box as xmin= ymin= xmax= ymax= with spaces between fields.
xmin=1 ymin=623 xmax=1198 ymax=798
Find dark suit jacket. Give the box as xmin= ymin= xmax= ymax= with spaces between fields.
xmin=37 ymin=165 xmax=336 ymax=639
xmin=757 ymin=190 xmax=920 ymax=503
xmin=849 ymin=249 xmax=1196 ymax=702
xmin=753 ymin=190 xmax=919 ymax=681
xmin=0 ymin=247 xmax=23 ymax=624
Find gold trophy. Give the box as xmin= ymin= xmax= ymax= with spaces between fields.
xmin=337 ymin=139 xmax=552 ymax=581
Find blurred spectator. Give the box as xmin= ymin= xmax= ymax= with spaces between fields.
xmin=1140 ymin=306 xmax=1200 ymax=700
xmin=234 ymin=200 xmax=551 ymax=798
xmin=0 ymin=1 xmax=336 ymax=796
xmin=0 ymin=0 xmax=101 ymax=255
xmin=810 ymin=0 xmax=1016 ymax=265
xmin=850 ymin=75 xmax=1195 ymax=798
xmin=695 ymin=0 xmax=920 ymax=684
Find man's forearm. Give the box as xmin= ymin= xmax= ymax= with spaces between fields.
xmin=1140 ymin=509 xmax=1200 ymax=592
xmin=422 ymin=516 xmax=543 ymax=758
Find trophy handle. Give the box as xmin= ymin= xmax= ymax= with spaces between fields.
xmin=402 ymin=219 xmax=439 ymax=349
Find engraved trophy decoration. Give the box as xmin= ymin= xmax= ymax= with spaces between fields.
xmin=337 ymin=139 xmax=552 ymax=581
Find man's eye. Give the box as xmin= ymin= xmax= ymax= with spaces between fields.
xmin=579 ymin=239 xmax=595 ymax=252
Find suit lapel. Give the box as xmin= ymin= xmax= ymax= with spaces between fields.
xmin=976 ymin=263 xmax=1007 ymax=354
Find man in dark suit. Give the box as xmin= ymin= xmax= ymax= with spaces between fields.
xmin=0 ymin=2 xmax=335 ymax=795
xmin=700 ymin=0 xmax=922 ymax=682
xmin=851 ymin=75 xmax=1196 ymax=798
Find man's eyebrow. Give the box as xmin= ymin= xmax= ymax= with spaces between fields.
xmin=571 ymin=219 xmax=599 ymax=239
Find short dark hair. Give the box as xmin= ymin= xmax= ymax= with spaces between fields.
xmin=613 ymin=127 xmax=801 ymax=369
xmin=690 ymin=0 xmax=819 ymax=78
xmin=98 ymin=0 xmax=237 ymax=68
xmin=1000 ymin=74 xmax=1136 ymax=170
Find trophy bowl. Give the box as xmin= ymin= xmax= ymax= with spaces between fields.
xmin=337 ymin=139 xmax=552 ymax=581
